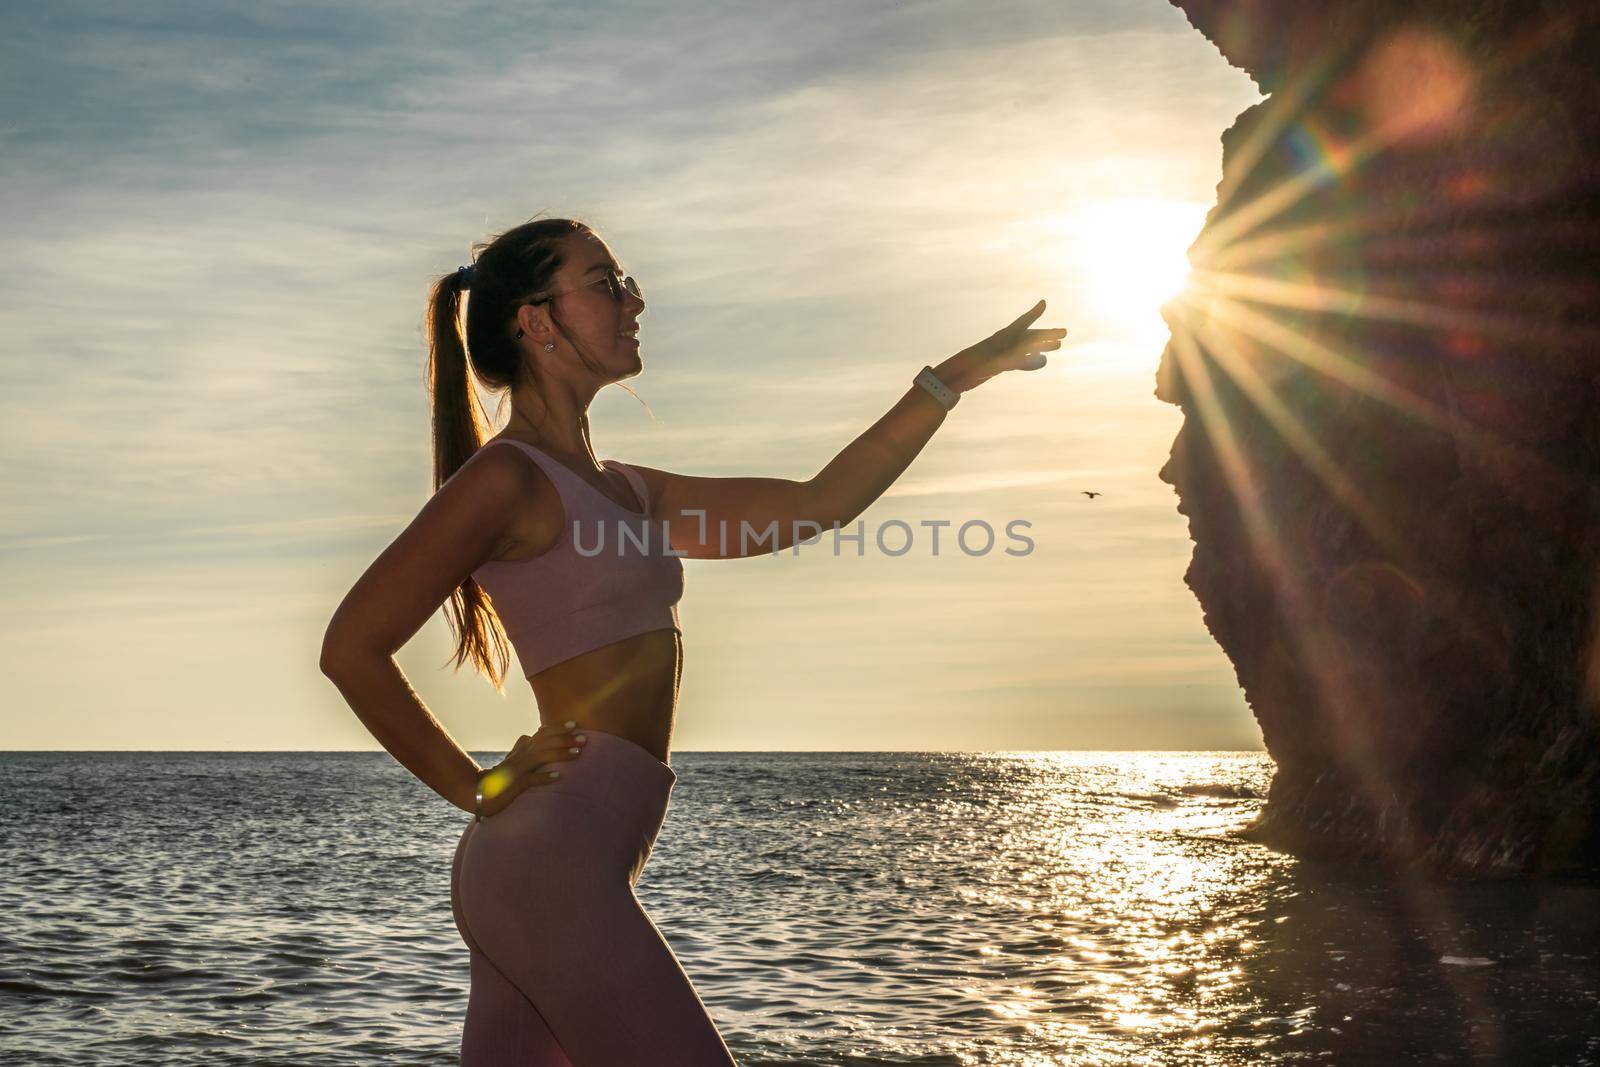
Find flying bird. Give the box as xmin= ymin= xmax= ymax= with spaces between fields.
xmin=1082 ymin=491 xmax=1101 ymax=499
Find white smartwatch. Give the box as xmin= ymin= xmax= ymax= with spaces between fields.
xmin=914 ymin=365 xmax=960 ymax=411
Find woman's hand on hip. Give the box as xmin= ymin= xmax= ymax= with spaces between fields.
xmin=475 ymin=722 xmax=589 ymax=819
xmin=934 ymin=299 xmax=1066 ymax=395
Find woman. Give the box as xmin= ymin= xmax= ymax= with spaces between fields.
xmin=319 ymin=216 xmax=1063 ymax=1065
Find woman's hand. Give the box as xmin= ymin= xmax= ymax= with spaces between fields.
xmin=933 ymin=299 xmax=1066 ymax=395
xmin=474 ymin=722 xmax=589 ymax=819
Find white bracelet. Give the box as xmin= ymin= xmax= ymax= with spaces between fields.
xmin=914 ymin=365 xmax=960 ymax=411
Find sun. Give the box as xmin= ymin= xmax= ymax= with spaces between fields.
xmin=1064 ymin=199 xmax=1209 ymax=338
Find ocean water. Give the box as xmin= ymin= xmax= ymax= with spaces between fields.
xmin=2 ymin=750 xmax=1597 ymax=1066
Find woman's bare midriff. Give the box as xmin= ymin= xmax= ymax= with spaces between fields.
xmin=528 ymin=629 xmax=682 ymax=767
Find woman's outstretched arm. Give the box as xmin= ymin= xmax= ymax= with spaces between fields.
xmin=633 ymin=300 xmax=1065 ymax=559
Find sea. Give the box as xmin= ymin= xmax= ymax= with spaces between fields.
xmin=2 ymin=751 xmax=1597 ymax=1066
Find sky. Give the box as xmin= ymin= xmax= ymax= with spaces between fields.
xmin=0 ymin=0 xmax=1263 ymax=751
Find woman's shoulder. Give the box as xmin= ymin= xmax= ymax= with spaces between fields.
xmin=459 ymin=437 xmax=567 ymax=560
xmin=451 ymin=438 xmax=563 ymax=511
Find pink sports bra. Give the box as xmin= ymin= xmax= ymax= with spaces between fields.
xmin=468 ymin=438 xmax=685 ymax=677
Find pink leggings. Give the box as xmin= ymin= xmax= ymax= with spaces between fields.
xmin=450 ymin=729 xmax=738 ymax=1065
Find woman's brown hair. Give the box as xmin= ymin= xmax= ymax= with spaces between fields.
xmin=423 ymin=215 xmax=612 ymax=692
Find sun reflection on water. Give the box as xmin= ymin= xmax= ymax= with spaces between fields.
xmin=886 ymin=752 xmax=1289 ymax=1061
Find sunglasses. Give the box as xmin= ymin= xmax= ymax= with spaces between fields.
xmin=531 ymin=268 xmax=643 ymax=307
xmin=515 ymin=268 xmax=644 ymax=340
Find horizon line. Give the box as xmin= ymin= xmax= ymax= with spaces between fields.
xmin=1 ymin=747 xmax=1270 ymax=755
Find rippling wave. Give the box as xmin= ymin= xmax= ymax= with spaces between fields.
xmin=2 ymin=751 xmax=1596 ymax=1065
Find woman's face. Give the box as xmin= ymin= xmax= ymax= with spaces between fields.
xmin=532 ymin=230 xmax=646 ymax=383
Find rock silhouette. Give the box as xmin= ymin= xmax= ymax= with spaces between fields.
xmin=1158 ymin=2 xmax=1600 ymax=876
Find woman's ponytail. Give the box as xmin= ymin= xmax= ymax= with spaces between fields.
xmin=425 ymin=266 xmax=510 ymax=692
xmin=426 ymin=270 xmax=490 ymax=493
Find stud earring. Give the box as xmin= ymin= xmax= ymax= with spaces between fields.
xmin=543 ymin=342 xmax=555 ymax=352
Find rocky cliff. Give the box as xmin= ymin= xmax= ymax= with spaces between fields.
xmin=1158 ymin=2 xmax=1600 ymax=876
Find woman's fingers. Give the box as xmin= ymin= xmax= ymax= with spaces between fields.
xmin=515 ymin=730 xmax=588 ymax=769
xmin=515 ymin=737 xmax=585 ymax=794
xmin=1006 ymin=299 xmax=1047 ymax=332
xmin=940 ymin=312 xmax=1065 ymax=396
xmin=981 ymin=326 xmax=1064 ymax=374
xmin=1016 ymin=328 xmax=1066 ymax=351
xmin=513 ymin=724 xmax=587 ymax=754
xmin=480 ymin=736 xmax=585 ymax=814
xmin=520 ymin=765 xmax=566 ymax=788
xmin=486 ymin=729 xmax=588 ymax=799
